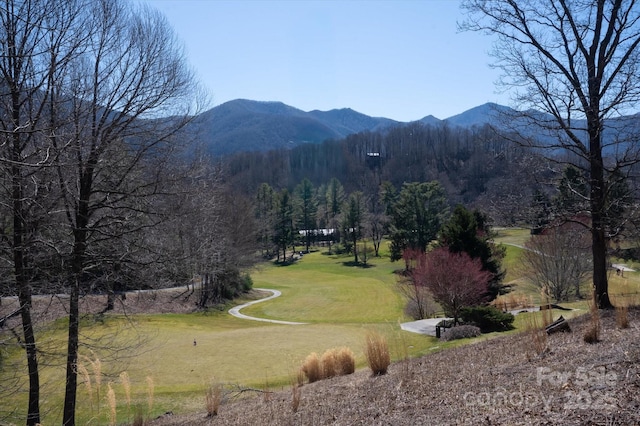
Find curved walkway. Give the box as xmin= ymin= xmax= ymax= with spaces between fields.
xmin=228 ymin=288 xmax=307 ymax=325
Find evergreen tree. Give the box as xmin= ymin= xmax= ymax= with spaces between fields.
xmin=388 ymin=181 xmax=448 ymax=263
xmin=274 ymin=189 xmax=294 ymax=261
xmin=342 ymin=191 xmax=367 ymax=264
xmin=438 ymin=205 xmax=507 ymax=301
xmin=553 ymin=165 xmax=589 ymax=218
xmin=295 ymin=178 xmax=317 ymax=252
xmin=530 ymin=189 xmax=552 ymax=234
xmin=325 ymin=178 xmax=345 ymax=253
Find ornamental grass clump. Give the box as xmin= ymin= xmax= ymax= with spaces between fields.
xmin=205 ymin=382 xmax=223 ymax=417
xmin=320 ymin=349 xmax=338 ymax=378
xmin=364 ymin=331 xmax=390 ymax=376
xmin=335 ymin=347 xmax=355 ymax=375
xmin=523 ymin=312 xmax=547 ymax=359
xmin=301 ymin=352 xmax=322 ymax=383
xmin=301 ymin=347 xmax=356 ymax=383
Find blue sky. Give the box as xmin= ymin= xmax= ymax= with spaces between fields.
xmin=142 ymin=0 xmax=506 ymax=122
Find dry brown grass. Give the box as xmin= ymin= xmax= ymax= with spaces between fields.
xmin=301 ymin=347 xmax=355 ymax=384
xmin=290 ymin=384 xmax=301 ymax=413
xmin=523 ymin=312 xmax=547 ymax=359
xmin=300 ymin=352 xmax=321 ymax=383
xmin=107 ymin=382 xmax=117 ymax=426
xmin=335 ymin=347 xmax=355 ymax=376
xmin=583 ymin=298 xmax=601 ymax=344
xmin=491 ymin=292 xmax=534 ymax=311
xmin=616 ymin=305 xmax=630 ymax=329
xmin=205 ymin=382 xmax=223 ymax=417
xmin=150 ymin=308 xmax=640 ymax=426
xmin=320 ymin=349 xmax=338 ymax=378
xmin=364 ymin=331 xmax=390 ymax=376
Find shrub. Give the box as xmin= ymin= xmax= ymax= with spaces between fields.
xmin=240 ymin=273 xmax=253 ymax=292
xmin=440 ymin=325 xmax=481 ymax=341
xmin=301 ymin=353 xmax=322 ymax=383
xmin=460 ymin=305 xmax=515 ymax=333
xmin=364 ymin=331 xmax=390 ymax=376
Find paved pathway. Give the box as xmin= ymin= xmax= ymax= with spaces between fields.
xmin=228 ymin=288 xmax=307 ymax=325
xmin=400 ymin=318 xmax=447 ymax=336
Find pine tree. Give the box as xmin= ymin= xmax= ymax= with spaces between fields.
xmin=438 ymin=205 xmax=507 ymax=300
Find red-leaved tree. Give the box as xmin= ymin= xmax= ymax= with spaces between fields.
xmin=412 ymin=247 xmax=492 ymax=325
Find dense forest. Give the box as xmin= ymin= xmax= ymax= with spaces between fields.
xmin=220 ymin=121 xmax=556 ymax=226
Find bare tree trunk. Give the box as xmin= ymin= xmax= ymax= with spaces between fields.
xmin=63 ymin=215 xmax=88 ymax=425
xmin=10 ymin=70 xmax=40 ymax=426
xmin=16 ymin=255 xmax=40 ymax=426
xmin=589 ymin=115 xmax=613 ymax=309
xmin=62 ymin=278 xmax=80 ymax=426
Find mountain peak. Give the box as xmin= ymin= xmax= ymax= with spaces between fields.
xmin=444 ymin=102 xmax=509 ymax=127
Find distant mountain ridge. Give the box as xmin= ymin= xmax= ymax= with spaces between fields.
xmin=187 ymin=99 xmax=401 ymax=156
xmin=183 ymin=99 xmax=552 ymax=157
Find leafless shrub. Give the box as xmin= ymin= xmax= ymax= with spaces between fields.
xmin=398 ymin=276 xmax=439 ymax=320
xmin=491 ymin=293 xmax=533 ymax=311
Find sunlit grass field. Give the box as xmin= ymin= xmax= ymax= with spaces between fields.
xmin=2 ymin=229 xmax=640 ymax=424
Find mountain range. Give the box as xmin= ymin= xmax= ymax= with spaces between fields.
xmin=185 ymin=99 xmax=506 ymax=156
xmin=184 ymin=99 xmax=639 ymax=157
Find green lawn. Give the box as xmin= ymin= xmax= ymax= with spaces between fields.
xmin=3 ymin=231 xmax=640 ymax=424
xmin=1 ymin=249 xmax=438 ymax=424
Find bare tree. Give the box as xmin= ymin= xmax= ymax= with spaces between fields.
xmin=412 ymin=247 xmax=492 ymax=325
xmin=398 ymin=249 xmax=439 ymax=319
xmin=462 ymin=0 xmax=640 ymax=308
xmin=255 ymin=183 xmax=277 ymax=258
xmin=0 ymin=1 xmax=87 ymax=423
xmin=45 ymin=1 xmax=205 ymax=423
xmin=521 ymin=224 xmax=593 ymax=302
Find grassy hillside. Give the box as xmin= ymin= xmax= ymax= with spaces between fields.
xmin=2 ymin=229 xmax=639 ymax=425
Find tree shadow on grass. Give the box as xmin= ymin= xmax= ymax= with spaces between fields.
xmin=273 ymin=259 xmax=297 ymax=267
xmin=341 ymin=261 xmax=375 ymax=268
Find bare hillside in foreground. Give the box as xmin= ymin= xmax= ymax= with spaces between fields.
xmin=152 ymin=308 xmax=640 ymax=426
